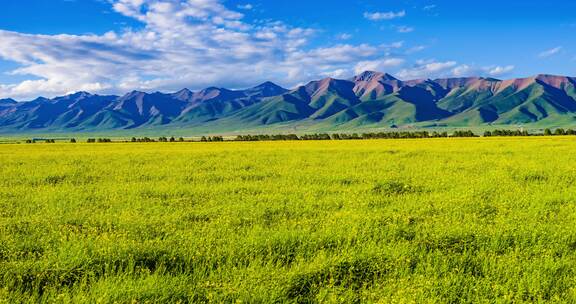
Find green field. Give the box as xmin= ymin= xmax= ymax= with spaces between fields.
xmin=1 ymin=138 xmax=576 ymax=303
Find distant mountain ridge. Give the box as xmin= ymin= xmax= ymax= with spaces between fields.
xmin=1 ymin=71 xmax=576 ymax=134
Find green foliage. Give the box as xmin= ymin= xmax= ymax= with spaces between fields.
xmin=132 ymin=137 xmax=156 ymax=142
xmin=486 ymin=129 xmax=530 ymax=137
xmin=2 ymin=138 xmax=576 ymax=302
xmin=235 ymin=131 xmax=457 ymax=141
xmin=451 ymin=130 xmax=477 ymax=137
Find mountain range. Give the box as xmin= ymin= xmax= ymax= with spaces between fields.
xmin=2 ymin=71 xmax=576 ymax=135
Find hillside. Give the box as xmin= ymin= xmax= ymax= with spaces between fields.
xmin=1 ymin=72 xmax=576 ymax=134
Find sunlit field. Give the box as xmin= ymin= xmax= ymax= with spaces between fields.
xmin=2 ymin=138 xmax=576 ymax=303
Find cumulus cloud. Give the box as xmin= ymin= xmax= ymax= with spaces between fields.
xmin=450 ymin=64 xmax=473 ymax=77
xmin=397 ymin=60 xmax=514 ymax=79
xmin=485 ymin=65 xmax=515 ymax=77
xmin=237 ymin=4 xmax=253 ymax=10
xmin=0 ymin=0 xmax=415 ymax=99
xmin=0 ymin=0 xmax=522 ymax=99
xmin=396 ymin=26 xmax=415 ymax=33
xmin=354 ymin=58 xmax=405 ymax=74
xmin=397 ymin=60 xmax=458 ymax=79
xmin=337 ymin=33 xmax=353 ymax=40
xmin=450 ymin=64 xmax=515 ymax=78
xmin=405 ymin=45 xmax=426 ymax=54
xmin=364 ymin=11 xmax=406 ymax=21
xmin=320 ymin=69 xmax=350 ymax=79
xmin=538 ymin=46 xmax=562 ymax=58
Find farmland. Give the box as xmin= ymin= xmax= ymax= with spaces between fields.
xmin=1 ymin=138 xmax=576 ymax=303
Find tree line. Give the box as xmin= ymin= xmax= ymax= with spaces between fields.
xmin=236 ymin=130 xmax=475 ymax=141
xmin=22 ymin=128 xmax=576 ymax=144
xmin=484 ymin=128 xmax=576 ymax=137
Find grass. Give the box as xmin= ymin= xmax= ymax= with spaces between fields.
xmin=1 ymin=138 xmax=576 ymax=303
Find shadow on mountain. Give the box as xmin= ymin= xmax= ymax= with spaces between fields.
xmin=396 ymin=86 xmax=452 ymax=121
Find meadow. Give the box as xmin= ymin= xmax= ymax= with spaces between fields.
xmin=1 ymin=138 xmax=576 ymax=303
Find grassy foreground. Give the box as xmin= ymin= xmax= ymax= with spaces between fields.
xmin=1 ymin=138 xmax=576 ymax=303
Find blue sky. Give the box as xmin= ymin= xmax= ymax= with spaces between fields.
xmin=0 ymin=0 xmax=575 ymax=99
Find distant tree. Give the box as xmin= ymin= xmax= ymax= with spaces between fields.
xmin=70 ymin=138 xmax=77 ymax=143
xmin=170 ymin=136 xmax=176 ymax=142
xmin=555 ymin=128 xmax=566 ymax=136
xmin=25 ymin=139 xmax=33 ymax=144
xmin=287 ymin=134 xmax=299 ymax=140
xmin=218 ymin=129 xmax=576 ymax=141
xmin=201 ymin=136 xmax=208 ymax=142
xmin=451 ymin=130 xmax=476 ymax=138
xmin=544 ymin=128 xmax=553 ymax=136
xmin=131 ymin=137 xmax=137 ymax=142
xmin=136 ymin=137 xmax=154 ymax=142
xmin=178 ymin=137 xmax=185 ymax=142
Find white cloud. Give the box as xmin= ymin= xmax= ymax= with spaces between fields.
xmin=451 ymin=64 xmax=473 ymax=77
xmin=0 ymin=0 xmax=411 ymax=99
xmin=538 ymin=46 xmax=562 ymax=58
xmin=364 ymin=10 xmax=406 ymax=21
xmin=423 ymin=5 xmax=437 ymax=11
xmin=485 ymin=65 xmax=515 ymax=77
xmin=337 ymin=33 xmax=353 ymax=40
xmin=406 ymin=45 xmax=426 ymax=54
xmin=397 ymin=60 xmax=457 ymax=79
xmin=320 ymin=69 xmax=350 ymax=79
xmin=383 ymin=41 xmax=405 ymax=49
xmin=354 ymin=58 xmax=405 ymax=74
xmin=237 ymin=4 xmax=253 ymax=10
xmin=397 ymin=60 xmax=513 ymax=79
xmin=450 ymin=64 xmax=515 ymax=78
xmin=288 ymin=44 xmax=380 ymax=64
xmin=0 ymin=0 xmax=521 ymax=99
xmin=396 ymin=26 xmax=415 ymax=33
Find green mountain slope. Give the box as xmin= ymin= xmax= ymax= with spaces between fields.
xmin=2 ymin=72 xmax=576 ymax=134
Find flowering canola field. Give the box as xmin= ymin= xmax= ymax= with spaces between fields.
xmin=1 ymin=138 xmax=576 ymax=303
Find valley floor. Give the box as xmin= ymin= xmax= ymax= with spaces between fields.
xmin=1 ymin=138 xmax=576 ymax=302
